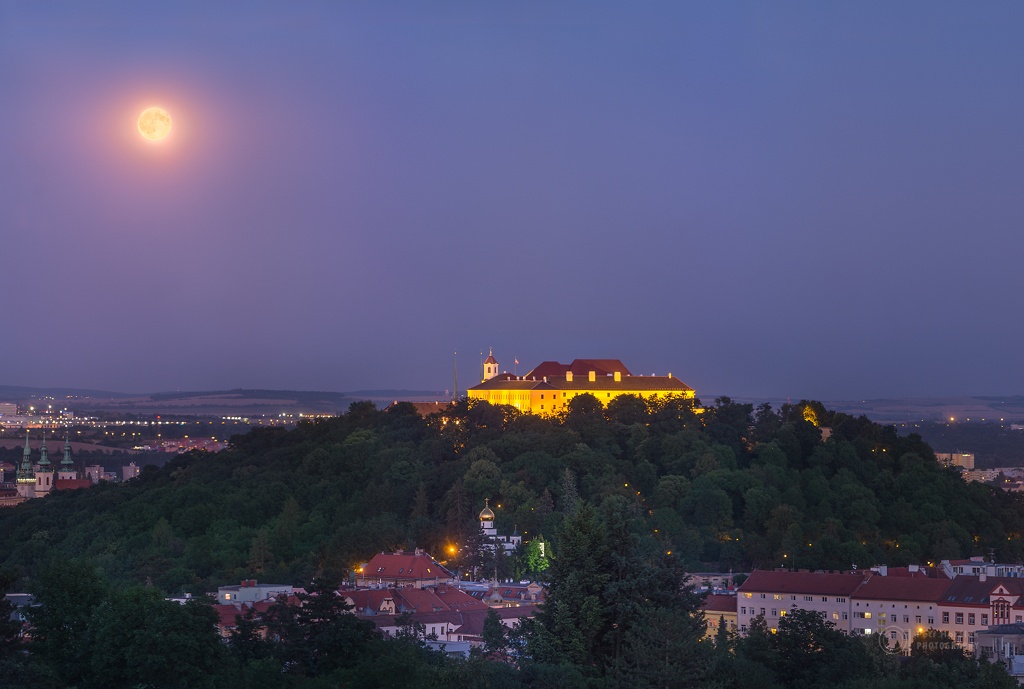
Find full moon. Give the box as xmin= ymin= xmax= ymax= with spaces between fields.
xmin=138 ymin=107 xmax=172 ymax=141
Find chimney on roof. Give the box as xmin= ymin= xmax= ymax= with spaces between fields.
xmin=668 ymin=372 xmax=673 ymax=378
xmin=909 ymin=564 xmax=919 ymax=573
xmin=981 ymin=572 xmax=988 ymax=582
xmin=543 ymin=376 xmax=547 ymax=383
xmin=878 ymin=565 xmax=887 ymax=577
xmin=588 ymin=371 xmax=596 ymax=382
xmin=566 ymin=371 xmax=573 ymax=382
xmin=614 ymin=371 xmax=621 ymax=382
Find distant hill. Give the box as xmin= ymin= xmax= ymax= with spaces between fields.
xmin=0 ymin=385 xmax=446 ymax=416
xmin=709 ymin=395 xmax=1024 ymax=424
xmin=0 ymin=385 xmax=136 ymax=400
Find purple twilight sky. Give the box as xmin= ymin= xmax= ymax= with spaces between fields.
xmin=2 ymin=2 xmax=1023 ymax=400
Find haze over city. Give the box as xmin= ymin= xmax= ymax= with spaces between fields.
xmin=3 ymin=2 xmax=1023 ymax=400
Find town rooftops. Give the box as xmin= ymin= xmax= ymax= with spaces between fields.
xmin=702 ymin=594 xmax=738 ymax=614
xmin=854 ymin=575 xmax=952 ymax=602
xmin=941 ymin=576 xmax=1024 ymax=606
xmin=360 ymin=551 xmax=453 ymax=582
xmin=739 ymin=570 xmax=865 ymax=597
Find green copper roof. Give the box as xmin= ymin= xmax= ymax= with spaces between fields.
xmin=61 ymin=436 xmax=74 ymax=469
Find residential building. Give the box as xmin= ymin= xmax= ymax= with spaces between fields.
xmin=217 ymin=579 xmax=293 ymax=605
xmin=701 ymin=594 xmax=738 ymax=640
xmin=852 ymin=573 xmax=949 ymax=649
xmin=736 ymin=570 xmax=863 ymax=634
xmin=974 ymin=624 xmax=1024 ymax=682
xmin=935 ymin=453 xmax=976 ymax=471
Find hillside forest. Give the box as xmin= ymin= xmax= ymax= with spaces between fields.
xmin=2 ymin=395 xmax=1022 ymax=591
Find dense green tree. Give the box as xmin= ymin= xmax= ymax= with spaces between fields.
xmin=89 ymin=586 xmax=225 ymax=689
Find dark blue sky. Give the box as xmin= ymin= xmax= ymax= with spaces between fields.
xmin=2 ymin=2 xmax=1023 ymax=399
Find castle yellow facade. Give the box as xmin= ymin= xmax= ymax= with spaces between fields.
xmin=466 ymin=357 xmax=694 ymax=416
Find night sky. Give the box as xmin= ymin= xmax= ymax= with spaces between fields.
xmin=3 ymin=2 xmax=1023 ymax=400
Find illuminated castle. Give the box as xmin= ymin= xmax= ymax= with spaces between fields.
xmin=466 ymin=355 xmax=694 ymax=415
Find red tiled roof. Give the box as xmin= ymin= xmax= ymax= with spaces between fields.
xmin=526 ymin=359 xmax=633 ymax=379
xmin=854 ymin=575 xmax=952 ymax=602
xmin=739 ymin=570 xmax=865 ymax=596
xmin=213 ymin=604 xmax=245 ymax=628
xmin=55 ymin=479 xmax=93 ymax=491
xmin=345 ymin=590 xmax=395 ymax=613
xmin=431 ymin=585 xmax=488 ymax=612
xmin=468 ymin=375 xmax=691 ymax=393
xmin=362 ymin=552 xmax=453 ymax=582
xmin=702 ymin=594 xmax=738 ymax=613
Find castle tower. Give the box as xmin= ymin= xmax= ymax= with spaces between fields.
xmin=16 ymin=433 xmax=35 ymax=499
xmin=483 ymin=349 xmax=499 ymax=382
xmin=35 ymin=433 xmax=53 ymax=496
xmin=58 ymin=436 xmax=77 ymax=481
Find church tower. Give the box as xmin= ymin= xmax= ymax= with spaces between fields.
xmin=16 ymin=433 xmax=35 ymax=499
xmin=482 ymin=349 xmax=499 ymax=382
xmin=35 ymin=433 xmax=53 ymax=496
xmin=58 ymin=436 xmax=77 ymax=481
xmin=479 ymin=498 xmax=496 ymax=537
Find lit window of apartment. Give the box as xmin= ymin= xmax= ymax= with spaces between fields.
xmin=773 ymin=594 xmax=783 ymax=601
xmin=743 ymin=593 xmax=752 ymax=598
xmin=832 ymin=612 xmax=839 ymax=620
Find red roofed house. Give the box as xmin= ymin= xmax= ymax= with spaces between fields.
xmin=357 ymin=550 xmax=454 ymax=589
xmin=701 ymin=594 xmax=738 ymax=640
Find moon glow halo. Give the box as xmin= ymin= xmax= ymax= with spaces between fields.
xmin=138 ymin=107 xmax=172 ymax=141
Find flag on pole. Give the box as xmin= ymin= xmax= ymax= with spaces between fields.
xmin=514 ymin=358 xmax=519 ymax=365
